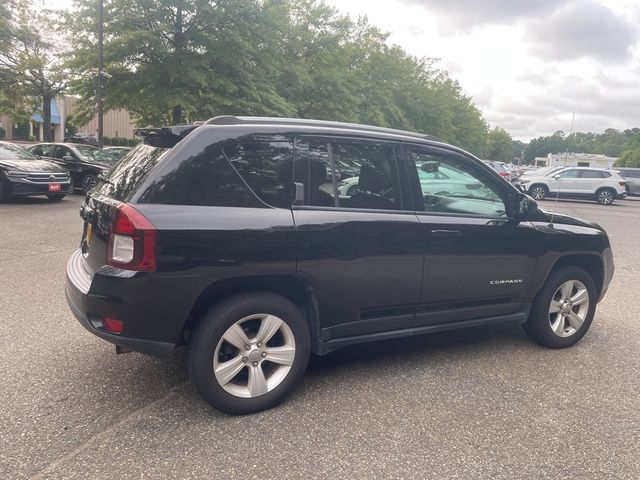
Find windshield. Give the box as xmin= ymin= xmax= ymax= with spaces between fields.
xmin=0 ymin=143 xmax=38 ymax=161
xmin=74 ymin=144 xmax=119 ymax=165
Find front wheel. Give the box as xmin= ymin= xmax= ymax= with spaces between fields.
xmin=80 ymin=174 xmax=98 ymax=193
xmin=524 ymin=266 xmax=597 ymax=348
xmin=595 ymin=188 xmax=615 ymax=205
xmin=188 ymin=293 xmax=310 ymax=415
xmin=529 ymin=184 xmax=548 ymax=201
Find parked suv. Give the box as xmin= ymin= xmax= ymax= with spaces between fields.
xmin=520 ymin=167 xmax=626 ymax=204
xmin=65 ymin=117 xmax=614 ymax=414
xmin=616 ymin=167 xmax=640 ymax=196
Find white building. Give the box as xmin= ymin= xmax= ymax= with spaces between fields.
xmin=545 ymin=153 xmax=618 ymax=169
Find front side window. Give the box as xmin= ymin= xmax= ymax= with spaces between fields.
xmin=408 ymin=147 xmax=507 ymax=217
xmin=53 ymin=146 xmax=71 ymax=159
xmin=223 ymin=142 xmax=294 ymax=208
xmin=298 ymin=139 xmax=400 ymax=211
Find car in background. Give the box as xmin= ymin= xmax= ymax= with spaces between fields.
xmin=520 ymin=165 xmax=567 ymax=179
xmin=103 ymin=146 xmax=132 ymax=161
xmin=616 ymin=168 xmax=640 ymax=196
xmin=0 ymin=141 xmax=71 ymax=202
xmin=520 ymin=166 xmax=626 ymax=204
xmin=65 ymin=132 xmax=100 ymax=147
xmin=483 ymin=160 xmax=515 ymax=182
xmin=28 ymin=143 xmax=117 ymax=193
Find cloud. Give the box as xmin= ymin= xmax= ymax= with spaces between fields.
xmin=525 ymin=0 xmax=637 ymax=62
xmin=396 ymin=0 xmax=561 ymax=29
xmin=483 ymin=71 xmax=640 ymax=140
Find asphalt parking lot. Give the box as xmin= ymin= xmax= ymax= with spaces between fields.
xmin=1 ymin=194 xmax=639 ymax=479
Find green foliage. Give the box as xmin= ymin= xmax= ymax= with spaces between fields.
xmin=103 ymin=136 xmax=111 ymax=145
xmin=12 ymin=121 xmax=30 ymax=140
xmin=0 ymin=126 xmax=5 ymax=139
xmin=486 ymin=127 xmax=513 ymax=162
xmin=0 ymin=0 xmax=69 ymax=141
xmin=615 ymin=149 xmax=640 ymax=168
xmin=64 ymin=0 xmax=494 ymax=157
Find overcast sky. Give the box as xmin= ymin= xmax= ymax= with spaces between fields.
xmin=46 ymin=0 xmax=640 ymax=141
xmin=324 ymin=0 xmax=640 ymax=140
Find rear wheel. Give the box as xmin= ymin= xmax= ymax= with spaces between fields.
xmin=595 ymin=188 xmax=615 ymax=205
xmin=529 ymin=184 xmax=548 ymax=200
xmin=524 ymin=266 xmax=597 ymax=348
xmin=188 ymin=293 xmax=310 ymax=415
xmin=47 ymin=194 xmax=65 ymax=201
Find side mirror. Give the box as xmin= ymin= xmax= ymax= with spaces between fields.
xmin=514 ymin=193 xmax=538 ymax=222
xmin=63 ymin=155 xmax=75 ymax=161
xmin=553 ymin=175 xmax=561 ymax=180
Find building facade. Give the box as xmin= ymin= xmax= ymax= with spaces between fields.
xmin=0 ymin=96 xmax=136 ymax=142
xmin=535 ymin=153 xmax=618 ymax=169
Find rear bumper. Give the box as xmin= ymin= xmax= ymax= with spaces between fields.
xmin=65 ymin=249 xmax=175 ymax=357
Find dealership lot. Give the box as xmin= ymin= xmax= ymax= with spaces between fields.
xmin=1 ymin=195 xmax=639 ymax=479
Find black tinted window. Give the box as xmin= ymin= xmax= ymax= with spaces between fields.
xmin=299 ymin=140 xmax=400 ymax=210
xmin=578 ymin=170 xmax=604 ymax=178
xmin=223 ymin=142 xmax=293 ymax=208
xmin=137 ymin=145 xmax=262 ymax=207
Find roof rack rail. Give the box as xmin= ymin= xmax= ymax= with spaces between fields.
xmin=204 ymin=115 xmax=442 ymax=142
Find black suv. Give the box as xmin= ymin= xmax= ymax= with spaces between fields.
xmin=65 ymin=116 xmax=614 ymax=414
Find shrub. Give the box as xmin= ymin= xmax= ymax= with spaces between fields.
xmin=0 ymin=126 xmax=5 ymax=139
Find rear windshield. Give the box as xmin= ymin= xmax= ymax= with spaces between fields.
xmin=0 ymin=143 xmax=37 ymax=160
xmin=97 ymin=144 xmax=170 ymax=201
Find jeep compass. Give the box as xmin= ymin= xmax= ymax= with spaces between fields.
xmin=65 ymin=116 xmax=614 ymax=414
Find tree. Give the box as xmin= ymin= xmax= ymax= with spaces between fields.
xmin=615 ymin=149 xmax=640 ymax=168
xmin=486 ymin=127 xmax=513 ymax=162
xmin=0 ymin=0 xmax=68 ymax=141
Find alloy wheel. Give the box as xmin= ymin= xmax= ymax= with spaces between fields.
xmin=82 ymin=175 xmax=97 ymax=192
xmin=597 ymin=190 xmax=613 ymax=205
xmin=548 ymin=279 xmax=590 ymax=337
xmin=213 ymin=314 xmax=296 ymax=398
xmin=530 ymin=186 xmax=546 ymax=200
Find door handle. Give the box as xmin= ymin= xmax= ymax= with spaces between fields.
xmin=431 ymin=229 xmax=462 ymax=237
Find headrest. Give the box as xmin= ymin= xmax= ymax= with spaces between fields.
xmin=358 ymin=164 xmax=386 ymax=192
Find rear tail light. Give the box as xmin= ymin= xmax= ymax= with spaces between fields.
xmin=107 ymin=203 xmax=157 ymax=271
xmin=499 ymin=172 xmax=508 ymax=176
xmin=102 ymin=316 xmax=124 ymax=334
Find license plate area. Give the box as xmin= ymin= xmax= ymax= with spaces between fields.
xmin=48 ymin=183 xmax=62 ymax=192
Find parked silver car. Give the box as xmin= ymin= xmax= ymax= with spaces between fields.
xmin=616 ymin=168 xmax=640 ymax=196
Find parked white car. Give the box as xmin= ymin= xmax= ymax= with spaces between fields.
xmin=520 ymin=167 xmax=627 ymax=205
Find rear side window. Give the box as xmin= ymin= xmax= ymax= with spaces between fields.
xmin=223 ymin=142 xmax=294 ymax=208
xmin=578 ymin=170 xmax=604 ymax=178
xmin=136 ymin=145 xmax=262 ymax=207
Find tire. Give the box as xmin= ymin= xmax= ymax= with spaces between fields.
xmin=595 ymin=188 xmax=615 ymax=205
xmin=529 ymin=184 xmax=548 ymax=201
xmin=346 ymin=185 xmax=360 ymax=196
xmin=524 ymin=266 xmax=597 ymax=348
xmin=187 ymin=292 xmax=311 ymax=415
xmin=80 ymin=174 xmax=98 ymax=193
xmin=47 ymin=194 xmax=65 ymax=201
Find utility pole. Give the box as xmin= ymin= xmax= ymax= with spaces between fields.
xmin=97 ymin=0 xmax=104 ymax=148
